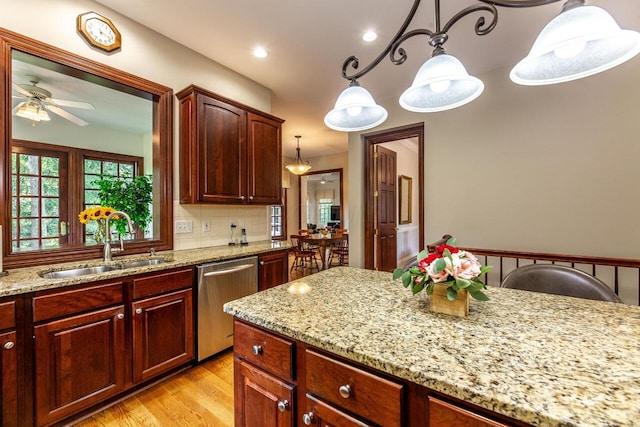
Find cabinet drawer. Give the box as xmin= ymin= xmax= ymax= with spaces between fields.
xmin=429 ymin=397 xmax=511 ymax=427
xmin=234 ymin=320 xmax=294 ymax=380
xmin=33 ymin=282 xmax=123 ymax=323
xmin=132 ymin=268 xmax=193 ymax=299
xmin=0 ymin=300 xmax=16 ymax=330
xmin=305 ymin=394 xmax=373 ymax=426
xmin=306 ymin=349 xmax=403 ymax=427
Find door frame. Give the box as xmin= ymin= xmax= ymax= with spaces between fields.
xmin=363 ymin=123 xmax=424 ymax=270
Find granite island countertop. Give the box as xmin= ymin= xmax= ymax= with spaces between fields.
xmin=224 ymin=267 xmax=640 ymax=427
xmin=0 ymin=240 xmax=289 ymax=297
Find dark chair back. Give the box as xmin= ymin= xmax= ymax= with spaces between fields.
xmin=500 ymin=264 xmax=622 ymax=303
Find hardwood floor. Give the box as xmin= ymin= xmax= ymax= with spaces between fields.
xmin=73 ymin=351 xmax=235 ymax=427
xmin=72 ymin=255 xmax=318 ymax=427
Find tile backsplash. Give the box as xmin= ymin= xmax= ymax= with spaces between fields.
xmin=173 ymin=201 xmax=270 ymax=250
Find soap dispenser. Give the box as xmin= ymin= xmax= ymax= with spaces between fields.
xmin=240 ymin=228 xmax=248 ymax=245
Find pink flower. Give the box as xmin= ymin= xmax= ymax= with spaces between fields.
xmin=426 ymin=262 xmax=450 ymax=283
xmin=452 ymin=256 xmax=482 ymax=280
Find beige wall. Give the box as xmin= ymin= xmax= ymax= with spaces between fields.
xmin=1 ymin=0 xmax=274 ymax=248
xmin=349 ymin=59 xmax=640 ymax=266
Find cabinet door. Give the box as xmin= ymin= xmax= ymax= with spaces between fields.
xmin=235 ymin=359 xmax=294 ymax=427
xmin=132 ymin=289 xmax=194 ymax=383
xmin=34 ymin=306 xmax=126 ymax=426
xmin=429 ymin=397 xmax=511 ymax=427
xmin=198 ymin=94 xmax=247 ymax=203
xmin=0 ymin=331 xmax=18 ymax=427
xmin=247 ymin=112 xmax=282 ymax=204
xmin=259 ymin=251 xmax=289 ymax=291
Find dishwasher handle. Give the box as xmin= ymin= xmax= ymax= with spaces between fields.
xmin=202 ymin=263 xmax=256 ymax=277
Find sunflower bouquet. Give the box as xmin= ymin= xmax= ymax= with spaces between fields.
xmin=78 ymin=206 xmax=118 ymax=243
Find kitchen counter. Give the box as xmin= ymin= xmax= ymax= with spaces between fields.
xmin=0 ymin=240 xmax=289 ymax=297
xmin=224 ymin=267 xmax=640 ymax=427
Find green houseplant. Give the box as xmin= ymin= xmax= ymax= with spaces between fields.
xmin=93 ymin=174 xmax=153 ymax=236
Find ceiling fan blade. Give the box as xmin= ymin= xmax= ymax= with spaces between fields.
xmin=12 ymin=82 xmax=31 ymax=98
xmin=46 ymin=105 xmax=89 ymax=126
xmin=49 ymin=98 xmax=95 ymax=110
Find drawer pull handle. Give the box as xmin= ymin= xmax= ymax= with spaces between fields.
xmin=339 ymin=384 xmax=351 ymax=398
xmin=117 ymin=313 xmax=125 ymax=320
xmin=302 ymin=412 xmax=314 ymax=425
xmin=135 ymin=308 xmax=143 ymax=315
xmin=3 ymin=341 xmax=14 ymax=350
xmin=252 ymin=345 xmax=263 ymax=355
xmin=277 ymin=400 xmax=289 ymax=412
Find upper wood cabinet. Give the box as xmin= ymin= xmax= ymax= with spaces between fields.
xmin=176 ymin=85 xmax=284 ymax=205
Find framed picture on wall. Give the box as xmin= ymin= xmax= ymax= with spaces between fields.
xmin=399 ymin=175 xmax=412 ymax=225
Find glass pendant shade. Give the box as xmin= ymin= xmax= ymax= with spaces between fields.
xmin=399 ymin=53 xmax=484 ymax=113
xmin=285 ymin=136 xmax=311 ymax=175
xmin=510 ymin=5 xmax=640 ymax=85
xmin=17 ymin=101 xmax=51 ymax=121
xmin=324 ymin=83 xmax=388 ymax=132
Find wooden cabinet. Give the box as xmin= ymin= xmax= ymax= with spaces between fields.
xmin=259 ymin=250 xmax=289 ymax=291
xmin=0 ymin=300 xmax=18 ymax=427
xmin=177 ymin=85 xmax=284 ymax=205
xmin=31 ymin=267 xmax=195 ymax=426
xmin=233 ymin=321 xmax=295 ymax=427
xmin=429 ymin=397 xmax=511 ymax=427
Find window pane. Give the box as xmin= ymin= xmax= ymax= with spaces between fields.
xmin=11 ymin=197 xmax=16 ymax=217
xmin=11 ymin=153 xmax=16 ymax=174
xmin=19 ymin=198 xmax=39 ymax=217
xmin=42 ymin=218 xmax=60 ymax=237
xmin=42 ymin=177 xmax=59 ymax=196
xmin=120 ymin=163 xmax=134 ymax=177
xmin=85 ymin=159 xmax=101 ymax=175
xmin=85 ymin=174 xmax=100 ymax=189
xmin=19 ymin=176 xmax=40 ymax=195
xmin=19 ymin=154 xmax=39 ymax=175
xmin=41 ymin=157 xmax=59 ymax=177
xmin=42 ymin=238 xmax=60 ymax=249
xmin=11 ymin=176 xmax=16 ymax=196
xmin=85 ymin=190 xmax=101 ymax=205
xmin=103 ymin=162 xmax=118 ymax=176
xmin=19 ymin=218 xmax=39 ymax=239
xmin=42 ymin=198 xmax=60 ymax=217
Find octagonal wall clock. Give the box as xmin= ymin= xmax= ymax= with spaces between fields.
xmin=77 ymin=11 xmax=122 ymax=52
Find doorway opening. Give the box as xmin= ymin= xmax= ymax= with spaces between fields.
xmin=363 ymin=123 xmax=424 ymax=271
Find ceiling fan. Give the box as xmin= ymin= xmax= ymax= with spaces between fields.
xmin=12 ymin=77 xmax=95 ymax=126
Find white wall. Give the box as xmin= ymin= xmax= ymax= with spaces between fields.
xmin=349 ymin=58 xmax=640 ymax=267
xmin=1 ymin=0 xmax=274 ymax=249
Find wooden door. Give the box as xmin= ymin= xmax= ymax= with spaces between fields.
xmin=376 ymin=145 xmax=397 ymax=272
xmin=132 ymin=289 xmax=194 ymax=384
xmin=259 ymin=250 xmax=289 ymax=291
xmin=0 ymin=330 xmax=18 ymax=427
xmin=235 ymin=359 xmax=294 ymax=427
xmin=34 ymin=306 xmax=126 ymax=426
xmin=247 ymin=112 xmax=283 ymax=204
xmin=198 ymin=93 xmax=247 ymax=203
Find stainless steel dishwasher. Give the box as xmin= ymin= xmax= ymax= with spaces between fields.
xmin=197 ymin=256 xmax=258 ymax=361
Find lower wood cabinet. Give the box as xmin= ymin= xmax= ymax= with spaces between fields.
xmin=0 ymin=330 xmax=18 ymax=427
xmin=235 ymin=359 xmax=295 ymax=427
xmin=132 ymin=288 xmax=193 ymax=383
xmin=258 ymin=250 xmax=289 ymax=291
xmin=429 ymin=397 xmax=511 ymax=427
xmin=34 ymin=306 xmax=126 ymax=426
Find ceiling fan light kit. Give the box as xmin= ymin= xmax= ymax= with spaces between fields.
xmin=285 ymin=135 xmax=312 ymax=175
xmin=325 ymin=0 xmax=640 ymax=132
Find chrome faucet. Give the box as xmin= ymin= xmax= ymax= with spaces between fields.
xmin=103 ymin=211 xmax=134 ymax=262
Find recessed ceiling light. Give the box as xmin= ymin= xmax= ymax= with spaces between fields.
xmin=363 ymin=31 xmax=377 ymax=42
xmin=253 ymin=47 xmax=268 ymax=58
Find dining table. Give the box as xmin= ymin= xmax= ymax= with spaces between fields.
xmin=301 ymin=233 xmax=345 ymax=270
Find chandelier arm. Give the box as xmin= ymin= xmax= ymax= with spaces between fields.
xmin=341 ymin=0 xmax=423 ymax=81
xmin=477 ymin=0 xmax=566 ymax=8
xmin=390 ymin=29 xmax=436 ymax=66
xmin=442 ymin=4 xmax=498 ymax=37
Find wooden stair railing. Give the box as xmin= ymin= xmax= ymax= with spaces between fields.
xmin=427 ymin=234 xmax=640 ymax=305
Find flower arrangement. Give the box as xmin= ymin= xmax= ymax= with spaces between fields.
xmin=393 ymin=237 xmax=491 ymax=302
xmin=78 ymin=206 xmax=117 ymax=243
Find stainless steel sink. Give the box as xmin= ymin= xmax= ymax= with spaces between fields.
xmin=39 ymin=258 xmax=172 ymax=279
xmin=115 ymin=258 xmax=170 ymax=269
xmin=40 ymin=265 xmax=118 ymax=279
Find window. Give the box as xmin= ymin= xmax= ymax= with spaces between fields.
xmin=11 ymin=140 xmax=143 ymax=250
xmin=318 ymin=198 xmax=332 ymax=227
xmin=270 ymin=190 xmax=287 ymax=240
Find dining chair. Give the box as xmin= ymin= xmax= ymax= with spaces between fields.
xmin=500 ymin=264 xmax=622 ymax=303
xmin=290 ymin=235 xmax=320 ymax=273
xmin=328 ymin=234 xmax=349 ymax=267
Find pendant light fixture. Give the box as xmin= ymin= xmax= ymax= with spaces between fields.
xmin=325 ymin=0 xmax=639 ymax=132
xmin=285 ymin=135 xmax=312 ymax=175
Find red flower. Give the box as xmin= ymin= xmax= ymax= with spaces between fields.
xmin=436 ymin=244 xmax=459 ymax=254
xmin=424 ymin=252 xmax=442 ymax=264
